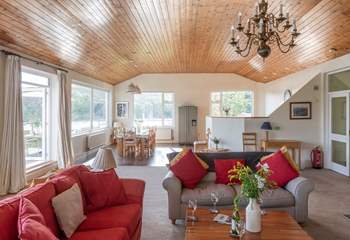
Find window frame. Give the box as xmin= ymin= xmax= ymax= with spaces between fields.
xmin=21 ymin=67 xmax=53 ymax=170
xmin=133 ymin=91 xmax=175 ymax=128
xmin=71 ymin=81 xmax=111 ymax=136
xmin=210 ymin=91 xmax=254 ymax=117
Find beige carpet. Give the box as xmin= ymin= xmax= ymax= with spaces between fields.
xmin=117 ymin=166 xmax=185 ymax=240
xmin=117 ymin=166 xmax=350 ymax=240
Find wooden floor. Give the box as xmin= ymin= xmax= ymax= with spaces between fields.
xmin=79 ymin=144 xmax=185 ymax=167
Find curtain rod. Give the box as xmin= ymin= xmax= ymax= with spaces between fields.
xmin=1 ymin=50 xmax=68 ymax=73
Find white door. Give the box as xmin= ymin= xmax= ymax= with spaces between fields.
xmin=329 ymin=92 xmax=350 ymax=176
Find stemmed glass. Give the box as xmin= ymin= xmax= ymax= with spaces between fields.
xmin=210 ymin=192 xmax=219 ymax=214
xmin=230 ymin=220 xmax=246 ymax=239
xmin=188 ymin=199 xmax=198 ymax=222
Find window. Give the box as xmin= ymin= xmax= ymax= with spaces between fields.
xmin=210 ymin=91 xmax=253 ymax=117
xmin=22 ymin=71 xmax=50 ymax=169
xmin=71 ymin=83 xmax=109 ymax=135
xmin=134 ymin=92 xmax=174 ymax=127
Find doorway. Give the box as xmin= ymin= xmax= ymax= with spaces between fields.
xmin=326 ymin=69 xmax=350 ymax=176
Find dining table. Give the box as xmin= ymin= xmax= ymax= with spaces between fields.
xmin=115 ymin=129 xmax=150 ymax=158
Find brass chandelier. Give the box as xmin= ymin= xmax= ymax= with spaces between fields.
xmin=230 ymin=0 xmax=300 ymax=59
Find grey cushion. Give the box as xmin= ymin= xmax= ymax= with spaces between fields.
xmin=233 ymin=185 xmax=295 ymax=208
xmin=260 ymin=188 xmax=295 ymax=208
xmin=181 ymin=181 xmax=237 ymax=206
xmin=167 ymin=151 xmax=272 ymax=171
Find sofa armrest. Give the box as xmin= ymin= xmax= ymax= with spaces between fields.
xmin=162 ymin=171 xmax=182 ymax=222
xmin=285 ymin=176 xmax=314 ymax=223
xmin=121 ymin=179 xmax=145 ymax=205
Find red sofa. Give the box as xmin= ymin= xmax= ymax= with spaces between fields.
xmin=0 ymin=165 xmax=145 ymax=240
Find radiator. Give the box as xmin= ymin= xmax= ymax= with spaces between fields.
xmin=87 ymin=132 xmax=106 ymax=150
xmin=156 ymin=128 xmax=174 ymax=141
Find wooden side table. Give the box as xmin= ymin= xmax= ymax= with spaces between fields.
xmin=261 ymin=140 xmax=302 ymax=168
xmin=197 ymin=148 xmax=230 ymax=153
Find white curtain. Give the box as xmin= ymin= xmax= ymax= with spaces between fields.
xmin=57 ymin=70 xmax=74 ymax=168
xmin=0 ymin=55 xmax=26 ymax=195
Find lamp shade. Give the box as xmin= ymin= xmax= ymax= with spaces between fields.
xmin=127 ymin=83 xmax=141 ymax=94
xmin=260 ymin=121 xmax=272 ymax=130
xmin=92 ymin=146 xmax=117 ymax=170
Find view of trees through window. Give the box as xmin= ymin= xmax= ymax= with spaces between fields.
xmin=134 ymin=92 xmax=174 ymax=127
xmin=22 ymin=72 xmax=49 ymax=169
xmin=211 ymin=91 xmax=253 ymax=117
xmin=72 ymin=83 xmax=109 ymax=135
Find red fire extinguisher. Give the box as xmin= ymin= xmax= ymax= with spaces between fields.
xmin=310 ymin=146 xmax=323 ymax=169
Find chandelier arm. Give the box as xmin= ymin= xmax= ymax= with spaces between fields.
xmin=239 ymin=35 xmax=254 ymax=53
xmin=275 ymin=34 xmax=293 ymax=53
xmin=238 ymin=37 xmax=254 ymax=57
xmin=269 ymin=14 xmax=280 ymax=29
xmin=274 ymin=32 xmax=294 ymax=48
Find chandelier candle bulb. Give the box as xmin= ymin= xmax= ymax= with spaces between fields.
xmin=255 ymin=3 xmax=259 ymax=15
xmin=292 ymin=18 xmax=297 ymax=31
xmin=280 ymin=3 xmax=283 ymax=16
xmin=238 ymin=12 xmax=242 ymax=25
xmin=259 ymin=18 xmax=264 ymax=33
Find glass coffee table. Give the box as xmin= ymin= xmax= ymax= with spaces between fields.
xmin=185 ymin=208 xmax=313 ymax=240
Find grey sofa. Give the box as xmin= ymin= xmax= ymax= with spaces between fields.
xmin=162 ymin=151 xmax=314 ymax=224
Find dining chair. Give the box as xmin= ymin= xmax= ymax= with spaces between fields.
xmin=123 ymin=132 xmax=137 ymax=157
xmin=242 ymin=132 xmax=258 ymax=151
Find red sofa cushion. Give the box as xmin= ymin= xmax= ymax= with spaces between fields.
xmin=169 ymin=149 xmax=207 ymax=189
xmin=121 ymin=179 xmax=145 ymax=205
xmin=79 ymin=169 xmax=127 ymax=212
xmin=71 ymin=228 xmax=129 ymax=240
xmin=0 ymin=182 xmax=59 ymax=240
xmin=18 ymin=198 xmax=58 ymax=240
xmin=51 ymin=175 xmax=87 ymax=213
xmin=51 ymin=165 xmax=89 ymax=210
xmin=257 ymin=150 xmax=300 ymax=187
xmin=78 ymin=203 xmax=141 ymax=237
xmin=214 ymin=159 xmax=245 ymax=184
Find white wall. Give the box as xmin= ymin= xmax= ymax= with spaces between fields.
xmin=264 ymin=53 xmax=350 ymax=115
xmin=114 ymin=73 xmax=265 ymax=143
xmin=246 ymin=75 xmax=323 ymax=169
xmin=206 ymin=116 xmax=246 ymax=151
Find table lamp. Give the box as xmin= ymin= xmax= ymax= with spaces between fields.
xmin=92 ymin=146 xmax=117 ymax=170
xmin=260 ymin=121 xmax=272 ymax=141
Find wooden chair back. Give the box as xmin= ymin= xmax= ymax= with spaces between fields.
xmin=242 ymin=132 xmax=257 ymax=151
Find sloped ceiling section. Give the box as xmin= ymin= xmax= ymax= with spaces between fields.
xmin=0 ymin=0 xmax=349 ymax=84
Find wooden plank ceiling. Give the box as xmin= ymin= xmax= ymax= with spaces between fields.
xmin=0 ymin=0 xmax=349 ymax=84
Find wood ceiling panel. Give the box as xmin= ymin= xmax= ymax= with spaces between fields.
xmin=0 ymin=0 xmax=349 ymax=84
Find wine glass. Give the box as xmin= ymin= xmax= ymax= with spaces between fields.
xmin=233 ymin=220 xmax=246 ymax=239
xmin=188 ymin=199 xmax=198 ymax=222
xmin=210 ymin=192 xmax=219 ymax=213
xmin=259 ymin=195 xmax=267 ymax=215
xmin=230 ymin=218 xmax=245 ymax=239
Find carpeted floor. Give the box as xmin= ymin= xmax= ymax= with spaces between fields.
xmin=116 ymin=166 xmax=350 ymax=240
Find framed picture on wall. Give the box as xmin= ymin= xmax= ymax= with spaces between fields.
xmin=116 ymin=101 xmax=128 ymax=118
xmin=290 ymin=102 xmax=312 ymax=120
